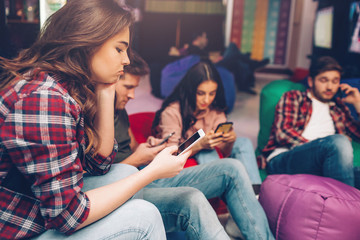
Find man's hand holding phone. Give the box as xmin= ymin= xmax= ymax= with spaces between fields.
xmin=150 ymin=132 xmax=175 ymax=147
xmin=146 ymin=132 xmax=173 ymax=148
xmin=339 ymin=83 xmax=360 ymax=113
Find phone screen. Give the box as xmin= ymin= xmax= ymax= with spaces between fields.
xmin=177 ymin=131 xmax=201 ymax=155
xmin=215 ymin=122 xmax=233 ymax=134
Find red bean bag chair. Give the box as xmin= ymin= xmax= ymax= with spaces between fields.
xmin=129 ymin=112 xmax=227 ymax=214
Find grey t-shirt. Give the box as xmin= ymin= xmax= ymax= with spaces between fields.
xmin=114 ymin=109 xmax=132 ymax=163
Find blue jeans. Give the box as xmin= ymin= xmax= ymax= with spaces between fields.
xmin=354 ymin=167 xmax=360 ymax=189
xmin=195 ymin=137 xmax=262 ymax=184
xmin=267 ymin=134 xmax=354 ymax=186
xmin=146 ymin=159 xmax=274 ymax=240
xmin=33 ymin=164 xmax=166 ymax=240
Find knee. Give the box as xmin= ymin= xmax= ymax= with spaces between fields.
xmin=233 ymin=137 xmax=253 ymax=150
xmin=127 ymin=199 xmax=163 ymax=223
xmin=219 ymin=159 xmax=251 ymax=183
xmin=325 ymin=135 xmax=353 ymax=159
xmin=177 ymin=187 xmax=208 ymax=207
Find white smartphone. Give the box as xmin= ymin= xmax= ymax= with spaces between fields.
xmin=176 ymin=129 xmax=205 ymax=156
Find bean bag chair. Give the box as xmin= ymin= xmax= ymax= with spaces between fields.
xmin=259 ymin=174 xmax=360 ymax=240
xmin=160 ymin=55 xmax=200 ymax=98
xmin=216 ymin=66 xmax=236 ymax=113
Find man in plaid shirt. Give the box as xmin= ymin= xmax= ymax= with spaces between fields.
xmin=259 ymin=56 xmax=360 ymax=187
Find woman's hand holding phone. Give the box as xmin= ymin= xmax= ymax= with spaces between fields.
xmin=145 ymin=145 xmax=191 ymax=179
xmin=221 ymin=130 xmax=237 ymax=143
xmin=213 ymin=122 xmax=236 ymax=144
xmin=199 ymin=130 xmax=224 ymax=150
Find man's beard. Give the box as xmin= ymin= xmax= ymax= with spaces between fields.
xmin=312 ymin=86 xmax=335 ymax=103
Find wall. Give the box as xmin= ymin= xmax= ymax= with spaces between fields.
xmin=225 ymin=0 xmax=319 ymax=70
xmin=288 ymin=0 xmax=318 ymax=70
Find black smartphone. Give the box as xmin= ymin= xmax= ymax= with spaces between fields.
xmin=215 ymin=122 xmax=233 ymax=134
xmin=176 ymin=129 xmax=205 ymax=156
xmin=336 ymin=88 xmax=346 ymax=98
xmin=155 ymin=132 xmax=175 ymax=146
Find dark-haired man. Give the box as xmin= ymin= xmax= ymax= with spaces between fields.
xmin=259 ymin=56 xmax=360 ymax=187
xmin=113 ymin=53 xmax=275 ymax=240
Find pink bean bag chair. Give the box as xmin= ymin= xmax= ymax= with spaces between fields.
xmin=259 ymin=174 xmax=360 ymax=240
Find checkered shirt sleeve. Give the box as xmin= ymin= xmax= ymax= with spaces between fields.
xmin=0 ymin=72 xmax=116 ymax=238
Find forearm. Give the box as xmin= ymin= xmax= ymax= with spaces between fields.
xmin=276 ymin=129 xmax=308 ymax=147
xmin=188 ymin=141 xmax=203 ymax=156
xmin=354 ymin=102 xmax=360 ymax=114
xmin=78 ymin=167 xmax=157 ymax=230
xmin=217 ymin=142 xmax=234 ymax=157
xmin=120 ymin=152 xmax=142 ymax=167
xmin=94 ymin=87 xmax=116 ymax=157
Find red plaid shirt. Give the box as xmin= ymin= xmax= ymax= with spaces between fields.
xmin=0 ymin=71 xmax=116 ymax=239
xmin=259 ymin=89 xmax=360 ymax=168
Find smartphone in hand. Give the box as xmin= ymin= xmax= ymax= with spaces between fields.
xmin=336 ymin=88 xmax=346 ymax=98
xmin=215 ymin=122 xmax=233 ymax=134
xmin=176 ymin=129 xmax=205 ymax=156
xmin=155 ymin=132 xmax=175 ymax=147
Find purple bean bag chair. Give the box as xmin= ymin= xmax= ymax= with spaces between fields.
xmin=259 ymin=174 xmax=360 ymax=240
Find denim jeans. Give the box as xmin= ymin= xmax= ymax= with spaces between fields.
xmin=267 ymin=134 xmax=354 ymax=186
xmin=195 ymin=137 xmax=262 ymax=184
xmin=146 ymin=159 xmax=274 ymax=240
xmin=354 ymin=166 xmax=360 ymax=189
xmin=33 ymin=164 xmax=166 ymax=240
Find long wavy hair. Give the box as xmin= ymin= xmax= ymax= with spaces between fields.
xmin=0 ymin=0 xmax=134 ymax=153
xmin=152 ymin=60 xmax=227 ymax=139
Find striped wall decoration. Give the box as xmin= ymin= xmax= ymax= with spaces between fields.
xmin=251 ymin=0 xmax=269 ymax=60
xmin=263 ymin=0 xmax=281 ymax=62
xmin=274 ymin=0 xmax=292 ymax=64
xmin=145 ymin=0 xmax=225 ymax=15
xmin=230 ymin=0 xmax=292 ymax=64
xmin=241 ymin=0 xmax=257 ymax=53
xmin=230 ymin=0 xmax=245 ymax=47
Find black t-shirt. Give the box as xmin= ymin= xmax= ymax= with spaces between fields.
xmin=114 ymin=110 xmax=132 ymax=163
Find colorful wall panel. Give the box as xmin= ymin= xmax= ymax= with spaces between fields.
xmin=230 ymin=0 xmax=292 ymax=65
xmin=145 ymin=0 xmax=225 ymax=15
xmin=241 ymin=0 xmax=257 ymax=54
xmin=274 ymin=0 xmax=291 ymax=64
xmin=264 ymin=0 xmax=281 ymax=62
xmin=251 ymin=0 xmax=269 ymax=60
xmin=230 ymin=0 xmax=245 ymax=47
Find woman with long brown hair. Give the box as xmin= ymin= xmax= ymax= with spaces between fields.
xmin=0 ymin=1 xmax=189 ymax=239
